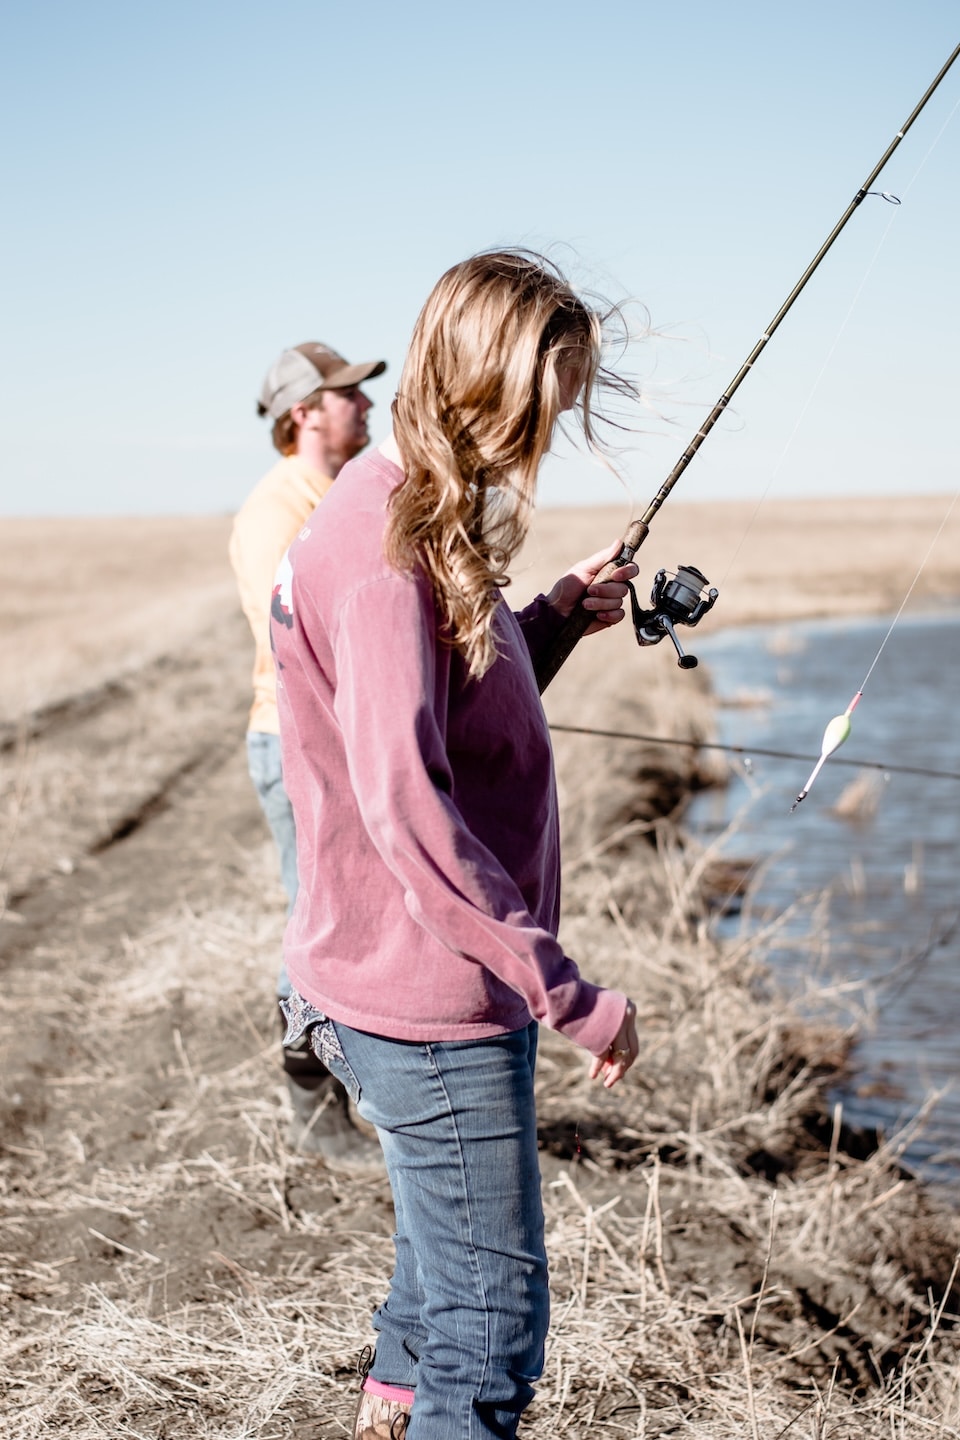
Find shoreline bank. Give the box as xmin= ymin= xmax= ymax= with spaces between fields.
xmin=2 ymin=508 xmax=959 ymax=1435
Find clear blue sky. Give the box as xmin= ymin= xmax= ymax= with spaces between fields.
xmin=1 ymin=1 xmax=957 ymax=516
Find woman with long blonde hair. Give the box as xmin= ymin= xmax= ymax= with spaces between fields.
xmin=272 ymin=250 xmax=640 ymax=1438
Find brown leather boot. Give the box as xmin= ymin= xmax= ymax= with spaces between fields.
xmin=353 ymin=1384 xmax=412 ymax=1438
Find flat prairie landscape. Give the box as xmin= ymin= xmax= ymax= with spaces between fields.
xmin=2 ymin=496 xmax=959 ymax=1438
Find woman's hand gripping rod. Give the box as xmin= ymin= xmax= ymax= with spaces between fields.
xmin=533 ymin=517 xmax=718 ymax=693
xmin=533 ymin=520 xmax=648 ymax=692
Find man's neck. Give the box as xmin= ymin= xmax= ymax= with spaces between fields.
xmin=294 ymin=432 xmax=343 ymax=478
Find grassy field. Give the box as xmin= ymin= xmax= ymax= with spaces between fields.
xmin=2 ymin=497 xmax=959 ymax=1437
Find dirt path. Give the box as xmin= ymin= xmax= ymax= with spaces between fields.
xmin=1 ymin=594 xmax=404 ymax=1436
xmin=2 ymin=507 xmax=959 ymax=1437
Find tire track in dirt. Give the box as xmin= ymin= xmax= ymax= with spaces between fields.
xmin=0 ymin=678 xmax=131 ymax=754
xmin=0 ymin=605 xmax=272 ymax=1145
xmin=0 ymin=612 xmax=397 ymax=1378
xmin=0 ymin=603 xmax=277 ymax=1214
xmin=2 ymin=515 xmax=959 ymax=1436
xmin=0 ymin=609 xmax=254 ymax=928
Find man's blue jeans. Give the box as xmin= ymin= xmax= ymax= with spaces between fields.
xmin=246 ymin=730 xmax=297 ymax=998
xmin=327 ymin=1018 xmax=548 ymax=1438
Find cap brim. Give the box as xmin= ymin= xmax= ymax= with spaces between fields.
xmin=321 ymin=359 xmax=387 ymax=388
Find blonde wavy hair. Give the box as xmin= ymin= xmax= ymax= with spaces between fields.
xmin=388 ymin=249 xmax=611 ymax=679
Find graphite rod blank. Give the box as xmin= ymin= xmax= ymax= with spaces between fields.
xmin=534 ymin=43 xmax=960 ymax=694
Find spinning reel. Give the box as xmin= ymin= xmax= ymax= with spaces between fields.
xmin=627 ymin=564 xmax=718 ymax=669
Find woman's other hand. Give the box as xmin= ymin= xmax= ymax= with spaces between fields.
xmin=588 ymin=999 xmax=638 ymax=1088
xmin=545 ymin=542 xmax=638 ymax=636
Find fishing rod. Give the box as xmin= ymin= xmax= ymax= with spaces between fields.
xmin=534 ymin=41 xmax=960 ymax=694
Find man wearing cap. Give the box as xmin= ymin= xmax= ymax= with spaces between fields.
xmin=230 ymin=342 xmax=386 ymax=1166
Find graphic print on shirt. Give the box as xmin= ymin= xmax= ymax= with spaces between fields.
xmin=271 ymin=550 xmax=294 ymax=630
xmin=270 ymin=549 xmax=294 ymax=668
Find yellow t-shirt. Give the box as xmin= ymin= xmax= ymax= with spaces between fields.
xmin=229 ymin=454 xmax=334 ymax=734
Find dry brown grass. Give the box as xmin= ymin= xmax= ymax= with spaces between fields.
xmin=517 ymin=494 xmax=960 ymax=632
xmin=2 ymin=505 xmax=960 ymax=1437
xmin=3 ymin=831 xmax=960 ymax=1438
xmin=0 ymin=516 xmax=236 ymax=723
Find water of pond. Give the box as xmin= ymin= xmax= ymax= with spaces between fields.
xmin=687 ymin=611 xmax=960 ymax=1183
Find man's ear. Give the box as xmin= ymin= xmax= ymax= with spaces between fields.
xmin=291 ymin=395 xmax=327 ymax=431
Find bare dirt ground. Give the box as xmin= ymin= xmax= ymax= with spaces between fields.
xmin=2 ymin=497 xmax=959 ymax=1437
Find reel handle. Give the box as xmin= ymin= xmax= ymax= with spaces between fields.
xmin=533 ymin=520 xmax=649 ymax=694
xmin=658 ymin=615 xmax=699 ymax=669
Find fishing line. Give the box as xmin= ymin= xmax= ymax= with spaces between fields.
xmin=894 ymin=90 xmax=960 ymax=200
xmin=791 ymin=487 xmax=960 ymax=810
xmin=858 ymin=491 xmax=960 ymax=696
xmin=784 ymin=91 xmax=960 ymax=809
xmin=707 ymin=89 xmax=960 ymax=595
xmin=548 ymin=723 xmax=960 ymax=785
xmin=535 ymin=42 xmax=960 ymax=692
xmin=716 ymin=194 xmax=903 ymax=593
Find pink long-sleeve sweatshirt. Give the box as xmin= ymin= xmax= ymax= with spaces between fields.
xmin=271 ymin=449 xmax=627 ymax=1056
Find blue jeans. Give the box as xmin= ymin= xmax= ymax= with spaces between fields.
xmin=326 ymin=1019 xmax=548 ymax=1439
xmin=246 ymin=731 xmax=298 ymax=998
